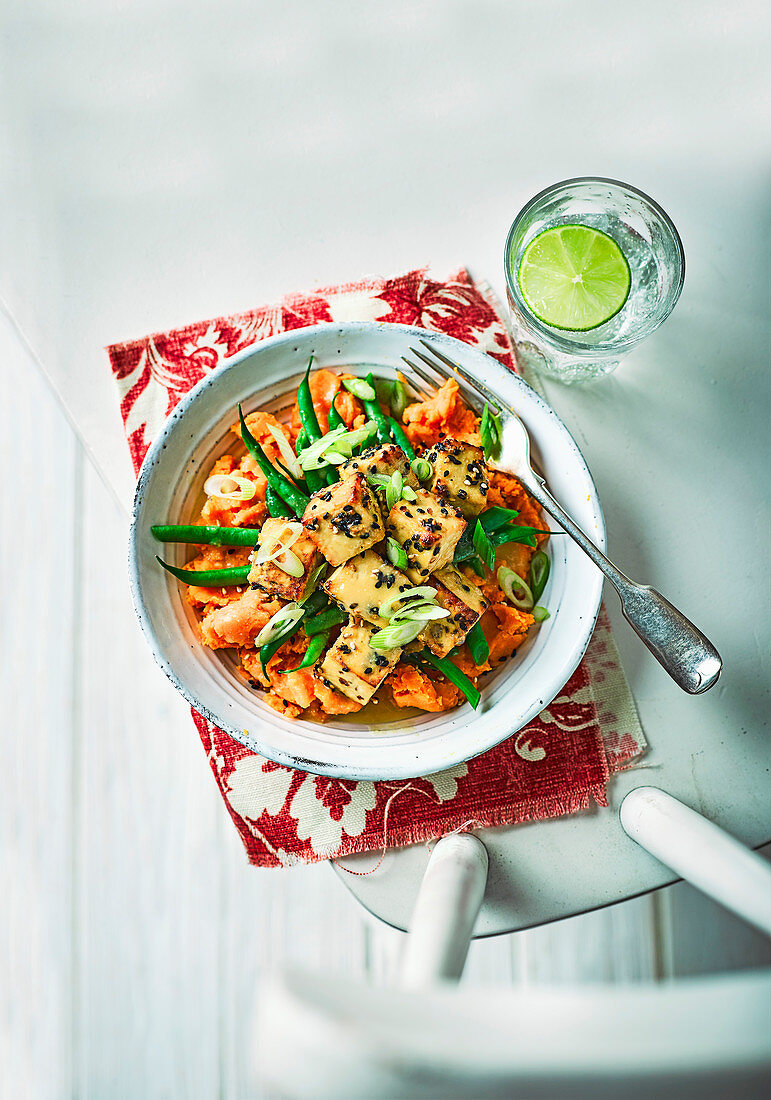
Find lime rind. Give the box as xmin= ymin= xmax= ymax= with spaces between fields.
xmin=517 ymin=224 xmax=631 ymax=332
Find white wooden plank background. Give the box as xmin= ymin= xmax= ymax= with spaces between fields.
xmin=2 ymin=335 xmax=769 ymax=1098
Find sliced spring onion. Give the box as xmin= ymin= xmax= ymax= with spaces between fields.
xmin=299 ymin=422 xmax=377 ymax=470
xmin=391 ymin=602 xmax=450 ymax=623
xmin=452 ymin=525 xmax=475 ymax=563
xmin=366 ymin=473 xmax=391 ymax=489
xmin=301 ymin=561 xmax=327 ymax=602
xmin=533 ymin=606 xmax=550 ymax=622
xmin=267 ymin=424 xmax=303 ymax=480
xmin=275 ymin=549 xmax=304 ymax=578
xmin=379 ymin=586 xmax=437 ymax=619
xmin=401 ymin=485 xmax=417 ymax=501
xmin=253 ymin=604 xmax=306 ymax=648
xmin=472 ymin=519 xmax=496 ymax=571
xmin=342 ymin=377 xmax=376 ymax=402
xmin=410 ymin=457 xmax=431 ymax=481
xmin=253 ymin=521 xmax=303 ymax=565
xmin=203 ymin=473 xmax=257 ymax=502
xmin=322 ymin=450 xmax=348 ymax=466
xmin=480 ymin=403 xmax=503 ymax=462
xmin=298 ymin=426 xmax=347 ymax=469
xmin=466 ymin=621 xmax=489 ymax=666
xmin=478 ymin=506 xmax=520 ymax=533
xmin=467 ymin=557 xmax=486 ymax=579
xmin=386 ymin=537 xmax=408 ymax=570
xmin=497 ymin=566 xmax=534 ymax=610
xmin=385 ymin=469 xmax=403 ymax=512
xmin=369 ymin=619 xmax=423 ymax=650
xmin=390 ymin=379 xmax=408 ymax=420
xmin=490 ymin=526 xmax=540 ymax=549
xmin=529 ymin=550 xmax=550 ymax=603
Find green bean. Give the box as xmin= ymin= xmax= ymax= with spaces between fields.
xmin=298 ymin=356 xmax=323 ymax=442
xmin=490 ymin=525 xmax=550 ymax=550
xmin=297 ymin=358 xmax=334 ymax=490
xmin=478 ymin=507 xmax=520 ymax=533
xmin=238 ymin=405 xmax=309 ymax=516
xmin=303 ymin=606 xmax=346 ymax=636
xmin=362 ymin=372 xmax=392 ymax=445
xmin=529 ymin=550 xmax=550 ymax=603
xmin=387 ymin=416 xmax=415 ymax=460
xmin=327 ymin=392 xmax=346 ymax=431
xmin=466 ymin=622 xmax=489 ymax=666
xmin=302 ymin=590 xmax=329 ymax=616
xmin=266 ymin=488 xmax=293 ymax=518
xmin=156 ymin=558 xmax=250 ymax=586
xmin=472 ymin=519 xmax=496 ymax=570
xmin=276 ymin=630 xmax=330 ymax=674
xmin=296 ymin=427 xmax=309 ymax=453
xmin=151 ymin=524 xmax=259 ymax=546
xmin=260 ymin=595 xmax=333 ymax=674
xmin=407 ymin=648 xmax=481 ymax=709
xmin=260 ymin=621 xmax=303 ymax=677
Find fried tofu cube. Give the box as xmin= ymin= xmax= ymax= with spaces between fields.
xmin=425 ymin=439 xmax=489 ymax=517
xmin=322 ymin=549 xmax=411 ymax=627
xmin=340 ymin=443 xmax=418 ymax=505
xmin=386 ymin=488 xmax=466 ymax=582
xmin=419 ymin=567 xmax=488 ymax=657
xmin=247 ymin=518 xmax=323 ymax=602
xmin=302 ymin=473 xmax=384 ymax=566
xmin=317 ymin=620 xmax=402 ymax=707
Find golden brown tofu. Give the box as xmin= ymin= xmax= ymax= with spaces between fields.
xmin=317 ymin=620 xmax=403 ymax=707
xmin=322 ymin=550 xmax=412 ymax=627
xmin=340 ymin=443 xmax=419 ymax=505
xmin=247 ymin=518 xmax=323 ymax=602
xmin=425 ymin=439 xmax=489 ymax=517
xmin=302 ymin=473 xmax=384 ymax=566
xmin=386 ymin=488 xmax=466 ymax=582
xmin=419 ymin=566 xmax=488 ymax=657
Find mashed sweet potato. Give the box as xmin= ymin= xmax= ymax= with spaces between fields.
xmin=184 ymin=371 xmax=547 ymax=718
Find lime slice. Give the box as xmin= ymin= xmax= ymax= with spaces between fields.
xmin=517 ymin=224 xmax=631 ymax=331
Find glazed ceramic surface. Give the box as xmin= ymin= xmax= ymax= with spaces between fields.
xmin=129 ymin=322 xmax=605 ymax=779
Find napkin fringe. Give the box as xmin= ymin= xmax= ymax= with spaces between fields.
xmin=239 ymin=783 xmax=609 ymax=869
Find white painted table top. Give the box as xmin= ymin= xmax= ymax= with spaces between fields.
xmin=2 ymin=0 xmax=769 ymax=940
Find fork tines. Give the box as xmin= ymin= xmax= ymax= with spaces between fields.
xmin=401 ymin=339 xmax=505 ymax=417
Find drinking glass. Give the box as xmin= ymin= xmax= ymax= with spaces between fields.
xmin=504 ymin=177 xmax=685 ymax=383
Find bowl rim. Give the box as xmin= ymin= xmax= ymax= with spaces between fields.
xmin=128 ymin=321 xmax=606 ymax=780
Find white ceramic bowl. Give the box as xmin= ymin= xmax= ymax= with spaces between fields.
xmin=129 ymin=322 xmax=605 ymax=780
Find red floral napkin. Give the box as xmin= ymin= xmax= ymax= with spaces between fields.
xmin=109 ymin=268 xmax=645 ymax=867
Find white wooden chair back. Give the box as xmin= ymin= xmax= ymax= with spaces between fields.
xmin=257 ymin=967 xmax=771 ymax=1099
xmin=256 ymin=787 xmax=771 ymax=1098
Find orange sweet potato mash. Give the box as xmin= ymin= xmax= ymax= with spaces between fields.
xmin=182 ymin=372 xmax=546 ymax=720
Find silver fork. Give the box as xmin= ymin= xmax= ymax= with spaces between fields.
xmin=402 ymin=338 xmax=722 ymax=695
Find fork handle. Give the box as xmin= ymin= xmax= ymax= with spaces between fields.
xmin=526 ymin=479 xmax=722 ymax=694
